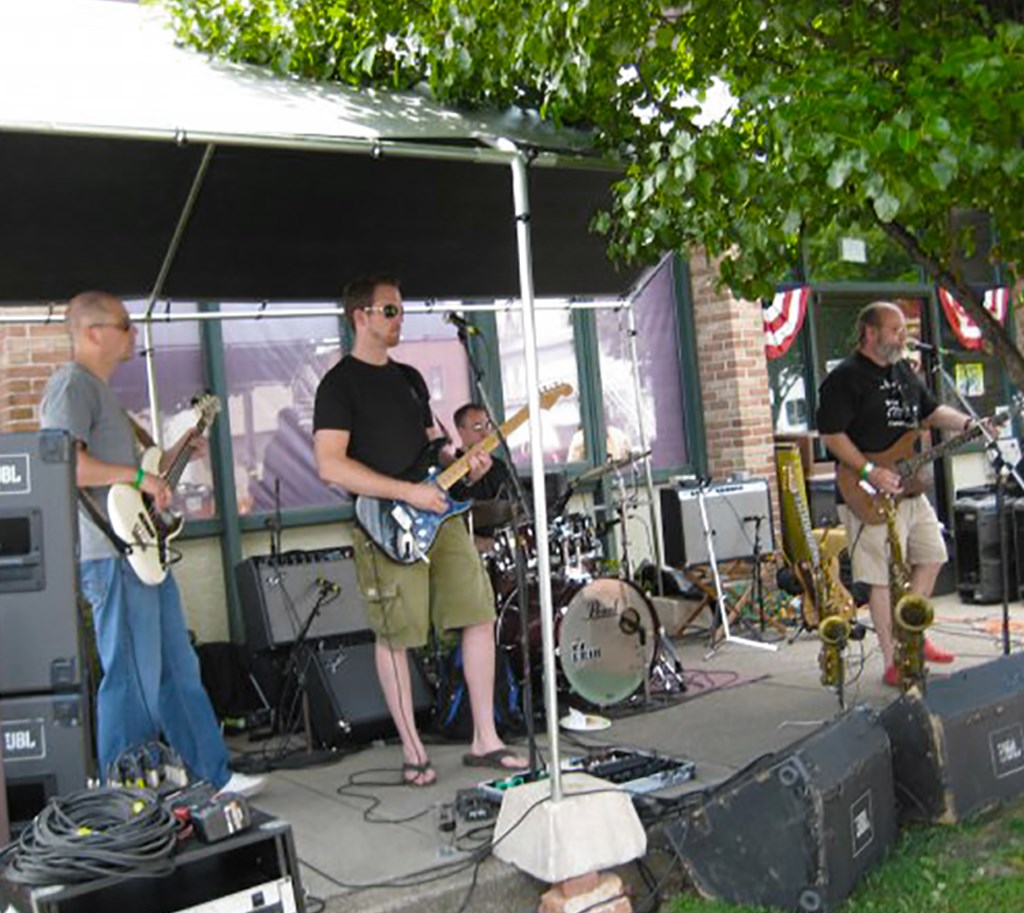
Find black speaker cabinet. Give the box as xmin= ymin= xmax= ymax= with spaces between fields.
xmin=666 ymin=707 xmax=897 ymax=913
xmin=0 ymin=431 xmax=84 ymax=695
xmin=880 ymin=653 xmax=1024 ymax=824
xmin=1 ymin=691 xmax=93 ymax=828
xmin=305 ymin=638 xmax=433 ymax=746
xmin=661 ymin=478 xmax=775 ymax=567
xmin=236 ymin=548 xmax=370 ymax=651
xmin=954 ymin=493 xmax=1017 ymax=604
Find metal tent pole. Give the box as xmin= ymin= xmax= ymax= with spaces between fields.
xmin=499 ymin=138 xmax=564 ymax=802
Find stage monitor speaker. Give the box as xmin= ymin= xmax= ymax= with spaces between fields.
xmin=236 ymin=547 xmax=370 ymax=651
xmin=666 ymin=707 xmax=897 ymax=913
xmin=305 ymin=638 xmax=433 ymax=746
xmin=880 ymin=652 xmax=1024 ymax=824
xmin=1 ymin=691 xmax=93 ymax=828
xmin=0 ymin=431 xmax=83 ymax=695
xmin=661 ymin=478 xmax=775 ymax=567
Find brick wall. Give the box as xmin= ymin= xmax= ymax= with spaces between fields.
xmin=0 ymin=306 xmax=70 ymax=432
xmin=687 ymin=250 xmax=780 ymax=529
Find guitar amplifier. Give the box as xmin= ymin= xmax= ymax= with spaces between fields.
xmin=236 ymin=548 xmax=370 ymax=651
xmin=661 ymin=478 xmax=775 ymax=567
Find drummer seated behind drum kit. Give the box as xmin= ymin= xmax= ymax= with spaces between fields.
xmin=468 ymin=453 xmax=686 ymax=710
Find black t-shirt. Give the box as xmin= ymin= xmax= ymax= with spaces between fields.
xmin=313 ymin=355 xmax=433 ymax=480
xmin=817 ymin=352 xmax=938 ymax=454
xmin=450 ymin=452 xmax=515 ymax=502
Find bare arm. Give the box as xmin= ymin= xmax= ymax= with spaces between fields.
xmin=314 ymin=428 xmax=447 ymax=513
xmin=75 ymin=443 xmax=172 ymax=509
xmin=923 ymin=404 xmax=975 ymax=434
xmin=820 ymin=431 xmax=902 ymax=495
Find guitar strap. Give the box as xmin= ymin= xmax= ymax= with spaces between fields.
xmin=77 ymin=490 xmax=132 ymax=557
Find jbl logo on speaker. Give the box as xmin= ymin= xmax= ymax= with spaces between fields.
xmin=990 ymin=724 xmax=1024 ymax=779
xmin=2 ymin=718 xmax=46 ymax=760
xmin=0 ymin=454 xmax=30 ymax=495
xmin=849 ymin=791 xmax=875 ymax=858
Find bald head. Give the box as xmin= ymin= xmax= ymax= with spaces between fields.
xmin=67 ymin=291 xmax=124 ymax=338
xmin=856 ymin=301 xmax=903 ymax=346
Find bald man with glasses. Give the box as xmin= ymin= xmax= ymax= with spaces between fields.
xmin=40 ymin=291 xmax=264 ymax=798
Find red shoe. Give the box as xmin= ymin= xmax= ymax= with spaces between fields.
xmin=882 ymin=665 xmax=900 ymax=688
xmin=923 ymin=639 xmax=955 ymax=664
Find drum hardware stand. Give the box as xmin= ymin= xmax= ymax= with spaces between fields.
xmin=693 ymin=479 xmax=778 ymax=656
xmin=455 ymin=322 xmax=540 ymax=772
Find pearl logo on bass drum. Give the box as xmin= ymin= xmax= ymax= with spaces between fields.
xmin=0 ymin=454 xmax=30 ymax=495
xmin=2 ymin=718 xmax=46 ymax=761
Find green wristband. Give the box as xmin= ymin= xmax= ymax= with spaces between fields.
xmin=132 ymin=466 xmax=146 ymax=490
xmin=859 ymin=461 xmax=875 ymax=482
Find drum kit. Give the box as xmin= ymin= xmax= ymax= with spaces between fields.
xmin=478 ymin=451 xmax=684 ymax=709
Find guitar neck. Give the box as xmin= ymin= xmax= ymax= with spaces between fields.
xmin=435 ymin=407 xmax=531 ymax=491
xmin=898 ymin=421 xmax=990 ymax=480
xmin=789 ymin=465 xmax=821 ymax=565
xmin=163 ymin=419 xmax=208 ymax=491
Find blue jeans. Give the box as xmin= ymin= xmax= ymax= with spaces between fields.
xmin=79 ymin=558 xmax=231 ymax=789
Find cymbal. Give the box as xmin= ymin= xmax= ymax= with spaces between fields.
xmin=575 ymin=449 xmax=652 ymax=485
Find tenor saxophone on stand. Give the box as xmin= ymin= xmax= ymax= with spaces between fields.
xmin=882 ymin=494 xmax=933 ymax=691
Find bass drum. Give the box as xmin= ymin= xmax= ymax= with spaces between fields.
xmin=496 ymin=577 xmax=659 ymax=707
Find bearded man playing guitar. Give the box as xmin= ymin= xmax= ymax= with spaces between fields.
xmin=817 ymin=301 xmax=985 ymax=687
xmin=313 ymin=276 xmax=527 ymax=785
xmin=40 ymin=291 xmax=263 ymax=797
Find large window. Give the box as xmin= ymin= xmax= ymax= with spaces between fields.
xmin=111 ymin=301 xmax=214 ymax=521
xmin=594 ymin=259 xmax=688 ymax=470
xmin=220 ymin=305 xmax=346 ymax=515
xmin=495 ymin=307 xmax=582 ymax=468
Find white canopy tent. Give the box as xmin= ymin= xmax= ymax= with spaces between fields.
xmin=0 ymin=0 xmax=663 ymax=823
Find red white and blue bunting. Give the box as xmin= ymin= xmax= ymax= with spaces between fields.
xmin=937 ymin=286 xmax=1010 ymax=350
xmin=763 ymin=286 xmax=810 ymax=359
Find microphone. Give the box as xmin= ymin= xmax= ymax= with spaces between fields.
xmin=907 ymin=339 xmax=955 ymax=357
xmin=315 ymin=576 xmax=340 ymax=594
xmin=444 ymin=312 xmax=480 ymax=336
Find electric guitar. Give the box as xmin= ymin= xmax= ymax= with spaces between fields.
xmin=108 ymin=395 xmax=221 ymax=585
xmin=781 ymin=455 xmax=825 ymax=628
xmin=836 ymin=401 xmax=1018 ymax=524
xmin=355 ymin=383 xmax=573 ymax=564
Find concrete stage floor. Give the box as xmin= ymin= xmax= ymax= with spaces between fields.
xmin=236 ymin=593 xmax=1020 ymax=913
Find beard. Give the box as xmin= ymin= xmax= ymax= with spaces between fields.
xmin=878 ymin=341 xmax=904 ymax=365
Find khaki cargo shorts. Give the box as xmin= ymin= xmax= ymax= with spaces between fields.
xmin=352 ymin=517 xmax=495 ymax=649
xmin=839 ymin=495 xmax=948 ymax=587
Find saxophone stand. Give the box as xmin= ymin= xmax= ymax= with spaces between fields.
xmin=695 ymin=479 xmax=778 ymax=657
xmin=932 ymin=355 xmax=1024 ymax=656
xmin=455 ymin=319 xmax=539 ymax=772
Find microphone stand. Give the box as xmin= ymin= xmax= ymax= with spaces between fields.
xmin=454 ymin=326 xmax=539 ymax=772
xmin=929 ymin=352 xmax=1023 ymax=655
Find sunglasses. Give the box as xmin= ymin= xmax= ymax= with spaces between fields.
xmin=89 ymin=317 xmax=133 ymax=332
xmin=364 ymin=304 xmax=403 ymax=319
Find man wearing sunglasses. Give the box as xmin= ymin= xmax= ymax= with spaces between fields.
xmin=40 ymin=291 xmax=264 ymax=798
xmin=313 ymin=276 xmax=527 ymax=786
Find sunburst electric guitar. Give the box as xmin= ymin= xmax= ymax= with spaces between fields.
xmin=355 ymin=383 xmax=573 ymax=564
xmin=836 ymin=400 xmax=1019 ymax=524
xmin=108 ymin=395 xmax=221 ymax=585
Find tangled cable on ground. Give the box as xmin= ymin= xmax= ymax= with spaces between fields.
xmin=0 ymin=787 xmax=178 ymax=886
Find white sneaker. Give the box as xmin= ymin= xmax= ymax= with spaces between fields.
xmin=217 ymin=771 xmax=267 ymax=799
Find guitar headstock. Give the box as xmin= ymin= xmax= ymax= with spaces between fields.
xmin=539 ymin=382 xmax=574 ymax=410
xmin=191 ymin=394 xmax=222 ymax=428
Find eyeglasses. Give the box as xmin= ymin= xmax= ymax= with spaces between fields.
xmin=89 ymin=318 xmax=133 ymax=332
xmin=364 ymin=304 xmax=403 ymax=319
xmin=470 ymin=420 xmax=493 ymax=432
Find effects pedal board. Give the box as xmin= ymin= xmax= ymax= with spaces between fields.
xmin=479 ymin=748 xmax=696 ymax=800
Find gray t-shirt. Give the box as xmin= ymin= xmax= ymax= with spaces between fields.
xmin=40 ymin=362 xmax=139 ymax=560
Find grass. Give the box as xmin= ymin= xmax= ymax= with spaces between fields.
xmin=665 ymin=795 xmax=1024 ymax=913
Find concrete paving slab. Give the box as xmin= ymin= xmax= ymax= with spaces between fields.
xmin=229 ymin=593 xmax=1016 ymax=913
